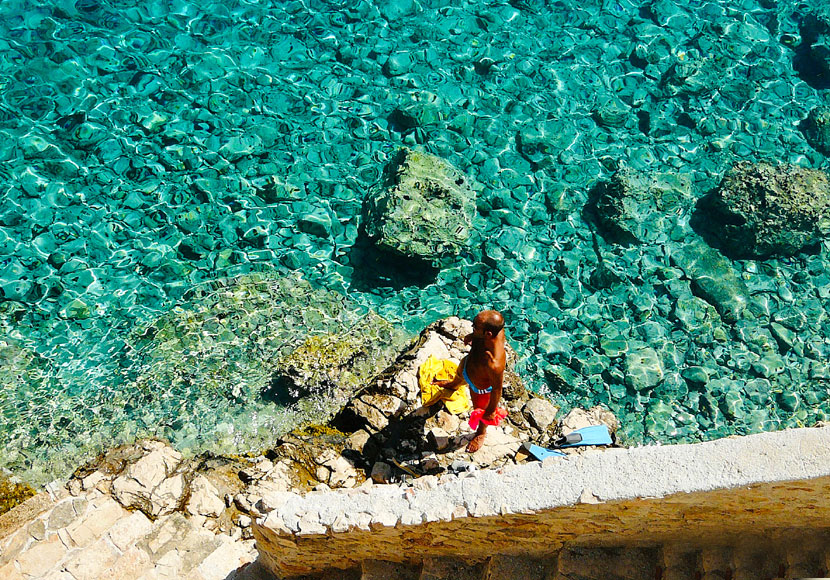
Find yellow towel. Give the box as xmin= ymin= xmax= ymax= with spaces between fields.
xmin=418 ymin=355 xmax=472 ymax=415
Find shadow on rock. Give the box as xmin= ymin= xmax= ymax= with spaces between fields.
xmin=344 ymin=229 xmax=440 ymax=292
xmin=793 ymin=10 xmax=830 ymax=90
xmin=689 ymin=188 xmax=744 ymax=258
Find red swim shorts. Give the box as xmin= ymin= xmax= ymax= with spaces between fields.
xmin=468 ymin=391 xmax=508 ymax=430
xmin=471 ymin=391 xmax=491 ymax=411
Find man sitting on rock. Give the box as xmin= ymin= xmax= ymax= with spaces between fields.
xmin=431 ymin=310 xmax=508 ymax=453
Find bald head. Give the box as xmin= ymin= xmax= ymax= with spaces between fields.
xmin=473 ymin=310 xmax=504 ymax=337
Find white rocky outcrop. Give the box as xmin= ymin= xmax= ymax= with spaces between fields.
xmin=111 ymin=441 xmax=186 ymax=518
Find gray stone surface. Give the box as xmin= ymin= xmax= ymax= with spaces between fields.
xmin=522 ymin=398 xmax=558 ymax=431
xmin=186 ymin=475 xmax=225 ymax=518
xmin=111 ymin=441 xmax=185 ymax=518
xmin=1 ymin=484 xmax=257 ymax=580
xmin=559 ymin=407 xmax=621 ymax=436
xmin=370 ymin=462 xmax=393 ymax=484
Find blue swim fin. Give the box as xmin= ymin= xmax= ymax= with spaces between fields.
xmin=522 ymin=442 xmax=566 ymax=460
xmin=555 ymin=425 xmax=613 ymax=448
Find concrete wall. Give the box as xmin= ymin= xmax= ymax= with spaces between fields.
xmin=252 ymin=426 xmax=830 ymax=577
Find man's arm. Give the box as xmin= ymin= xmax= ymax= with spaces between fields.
xmin=432 ymin=356 xmax=466 ymax=390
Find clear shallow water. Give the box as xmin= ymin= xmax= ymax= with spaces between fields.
xmin=1 ymin=0 xmax=830 ymax=484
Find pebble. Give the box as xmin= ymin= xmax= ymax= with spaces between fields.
xmin=624 ymin=347 xmax=664 ymax=392
xmin=383 ymin=53 xmax=414 ymax=77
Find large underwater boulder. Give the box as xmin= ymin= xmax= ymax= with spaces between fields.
xmin=363 ymin=148 xmax=477 ymax=263
xmin=698 ymin=162 xmax=830 ymax=258
xmin=126 ymin=273 xmax=406 ymax=404
xmin=588 ymin=168 xmax=692 ymax=245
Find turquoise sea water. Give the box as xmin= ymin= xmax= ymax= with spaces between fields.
xmin=2 ymin=0 xmax=830 ymax=484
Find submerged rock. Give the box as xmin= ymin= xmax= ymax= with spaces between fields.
xmin=388 ymin=92 xmax=443 ymax=132
xmin=588 ymin=168 xmax=692 ymax=245
xmin=795 ymin=8 xmax=830 ymax=89
xmin=660 ymin=56 xmax=721 ymax=97
xmin=515 ymin=128 xmax=553 ymax=167
xmin=126 ymin=272 xmax=400 ymax=403
xmin=800 ymin=106 xmax=830 ymax=155
xmin=673 ymin=296 xmax=721 ymax=340
xmin=624 ymin=346 xmax=664 ymax=392
xmin=696 ymin=162 xmax=830 ymax=258
xmin=592 ymin=97 xmax=631 ymax=129
xmin=0 ymin=340 xmax=70 ymax=480
xmin=671 ymin=239 xmax=749 ymax=323
xmin=363 ymin=148 xmax=477 ymax=263
xmin=271 ymin=311 xmax=409 ymax=403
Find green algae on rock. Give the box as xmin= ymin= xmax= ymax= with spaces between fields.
xmin=696 ymin=163 xmax=830 ymax=259
xmin=107 ymin=273 xmax=412 ymax=470
xmin=364 ymin=148 xmax=478 ymax=263
xmin=271 ymin=311 xmax=409 ymax=403
xmin=125 ymin=272 xmax=404 ymax=402
xmin=0 ymin=474 xmax=35 ymax=516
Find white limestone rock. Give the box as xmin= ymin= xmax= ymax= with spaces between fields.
xmin=522 ymin=397 xmax=559 ymax=431
xmin=324 ymin=455 xmax=358 ymax=488
xmin=560 ymin=406 xmax=621 ymax=436
xmin=256 ymin=490 xmax=302 ymax=514
xmin=472 ymin=428 xmax=522 ymax=466
xmin=110 ymin=441 xmax=185 ymax=518
xmin=186 ymin=475 xmax=225 ymax=518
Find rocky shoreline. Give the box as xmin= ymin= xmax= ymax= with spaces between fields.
xmin=33 ymin=317 xmax=619 ymax=545
xmin=5 ymin=316 xmax=830 ymax=578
